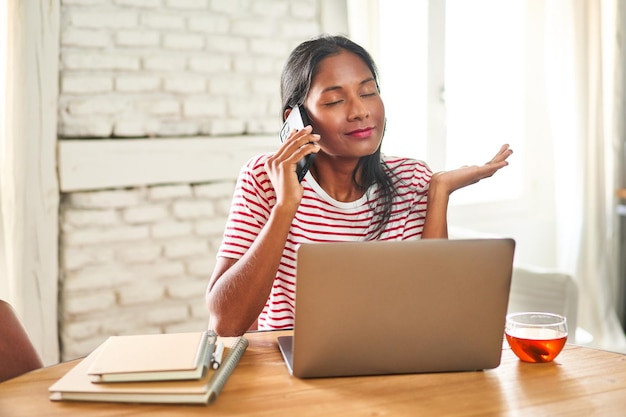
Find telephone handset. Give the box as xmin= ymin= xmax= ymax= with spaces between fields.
xmin=279 ymin=105 xmax=317 ymax=182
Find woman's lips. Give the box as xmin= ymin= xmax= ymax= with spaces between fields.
xmin=346 ymin=127 xmax=375 ymax=139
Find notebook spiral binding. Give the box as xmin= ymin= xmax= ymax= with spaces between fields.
xmin=207 ymin=336 xmax=249 ymax=404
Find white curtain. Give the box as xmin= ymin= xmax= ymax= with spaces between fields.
xmin=1 ymin=0 xmax=60 ymax=365
xmin=0 ymin=0 xmax=8 ymax=300
xmin=547 ymin=0 xmax=626 ymax=352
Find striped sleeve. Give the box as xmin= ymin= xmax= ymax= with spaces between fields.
xmin=217 ymin=154 xmax=276 ymax=259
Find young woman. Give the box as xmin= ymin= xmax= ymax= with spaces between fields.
xmin=206 ymin=35 xmax=512 ymax=336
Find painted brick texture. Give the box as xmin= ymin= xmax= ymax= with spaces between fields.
xmin=59 ymin=182 xmax=235 ymax=360
xmin=58 ymin=0 xmax=321 ymax=138
xmin=57 ymin=0 xmax=325 ymax=360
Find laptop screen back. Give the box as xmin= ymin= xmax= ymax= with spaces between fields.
xmin=278 ymin=238 xmax=515 ymax=378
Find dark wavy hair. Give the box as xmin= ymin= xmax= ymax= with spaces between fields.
xmin=280 ymin=34 xmax=399 ymax=239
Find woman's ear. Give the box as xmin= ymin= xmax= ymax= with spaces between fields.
xmin=283 ymin=108 xmax=292 ymax=122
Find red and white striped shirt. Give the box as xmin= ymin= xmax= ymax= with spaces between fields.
xmin=217 ymin=153 xmax=432 ymax=330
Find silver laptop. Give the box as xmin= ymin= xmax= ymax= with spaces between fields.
xmin=277 ymin=238 xmax=516 ymax=378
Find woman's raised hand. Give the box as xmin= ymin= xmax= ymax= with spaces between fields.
xmin=430 ymin=144 xmax=513 ymax=195
xmin=265 ymin=125 xmax=321 ymax=209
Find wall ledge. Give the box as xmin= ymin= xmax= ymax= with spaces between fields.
xmin=58 ymin=135 xmax=276 ymax=192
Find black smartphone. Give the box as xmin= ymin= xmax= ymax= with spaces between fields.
xmin=279 ymin=105 xmax=317 ymax=182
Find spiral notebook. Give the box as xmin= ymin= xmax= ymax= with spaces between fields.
xmin=87 ymin=331 xmax=211 ymax=383
xmin=49 ymin=334 xmax=248 ymax=404
xmin=277 ymin=238 xmax=515 ymax=378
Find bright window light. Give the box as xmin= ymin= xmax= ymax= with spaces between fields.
xmin=376 ymin=0 xmax=525 ymax=206
xmin=378 ymin=1 xmax=428 ymax=160
xmin=444 ymin=0 xmax=525 ymax=204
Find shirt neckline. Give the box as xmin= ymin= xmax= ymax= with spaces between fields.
xmin=303 ymin=171 xmax=375 ymax=209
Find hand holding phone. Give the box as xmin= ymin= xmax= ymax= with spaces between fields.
xmin=279 ymin=105 xmax=317 ymax=182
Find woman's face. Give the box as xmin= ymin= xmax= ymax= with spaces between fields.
xmin=304 ymin=50 xmax=385 ymax=160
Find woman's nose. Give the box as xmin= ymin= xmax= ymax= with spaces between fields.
xmin=347 ymin=98 xmax=369 ymax=121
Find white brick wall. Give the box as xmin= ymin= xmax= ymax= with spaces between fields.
xmin=56 ymin=0 xmax=335 ymax=361
xmin=59 ymin=0 xmax=321 ymax=138
xmin=59 ymin=182 xmax=235 ymax=360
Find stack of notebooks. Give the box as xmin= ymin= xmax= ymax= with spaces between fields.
xmin=49 ymin=331 xmax=248 ymax=405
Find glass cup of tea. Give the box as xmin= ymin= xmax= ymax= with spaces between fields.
xmin=505 ymin=312 xmax=568 ymax=363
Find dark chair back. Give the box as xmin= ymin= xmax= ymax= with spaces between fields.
xmin=0 ymin=300 xmax=43 ymax=382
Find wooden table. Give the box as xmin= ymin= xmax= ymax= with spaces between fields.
xmin=1 ymin=330 xmax=626 ymax=416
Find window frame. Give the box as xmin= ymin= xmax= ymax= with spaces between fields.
xmin=348 ymin=0 xmax=557 ymax=266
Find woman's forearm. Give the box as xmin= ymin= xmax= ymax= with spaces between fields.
xmin=421 ymin=178 xmax=450 ymax=239
xmin=206 ymin=204 xmax=296 ymax=336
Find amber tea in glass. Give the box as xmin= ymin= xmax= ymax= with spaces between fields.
xmin=505 ymin=312 xmax=568 ymax=363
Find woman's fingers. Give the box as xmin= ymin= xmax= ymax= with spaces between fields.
xmin=265 ymin=126 xmax=321 ymax=206
xmin=487 ymin=144 xmax=513 ymax=165
xmin=271 ymin=126 xmax=318 ymax=169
